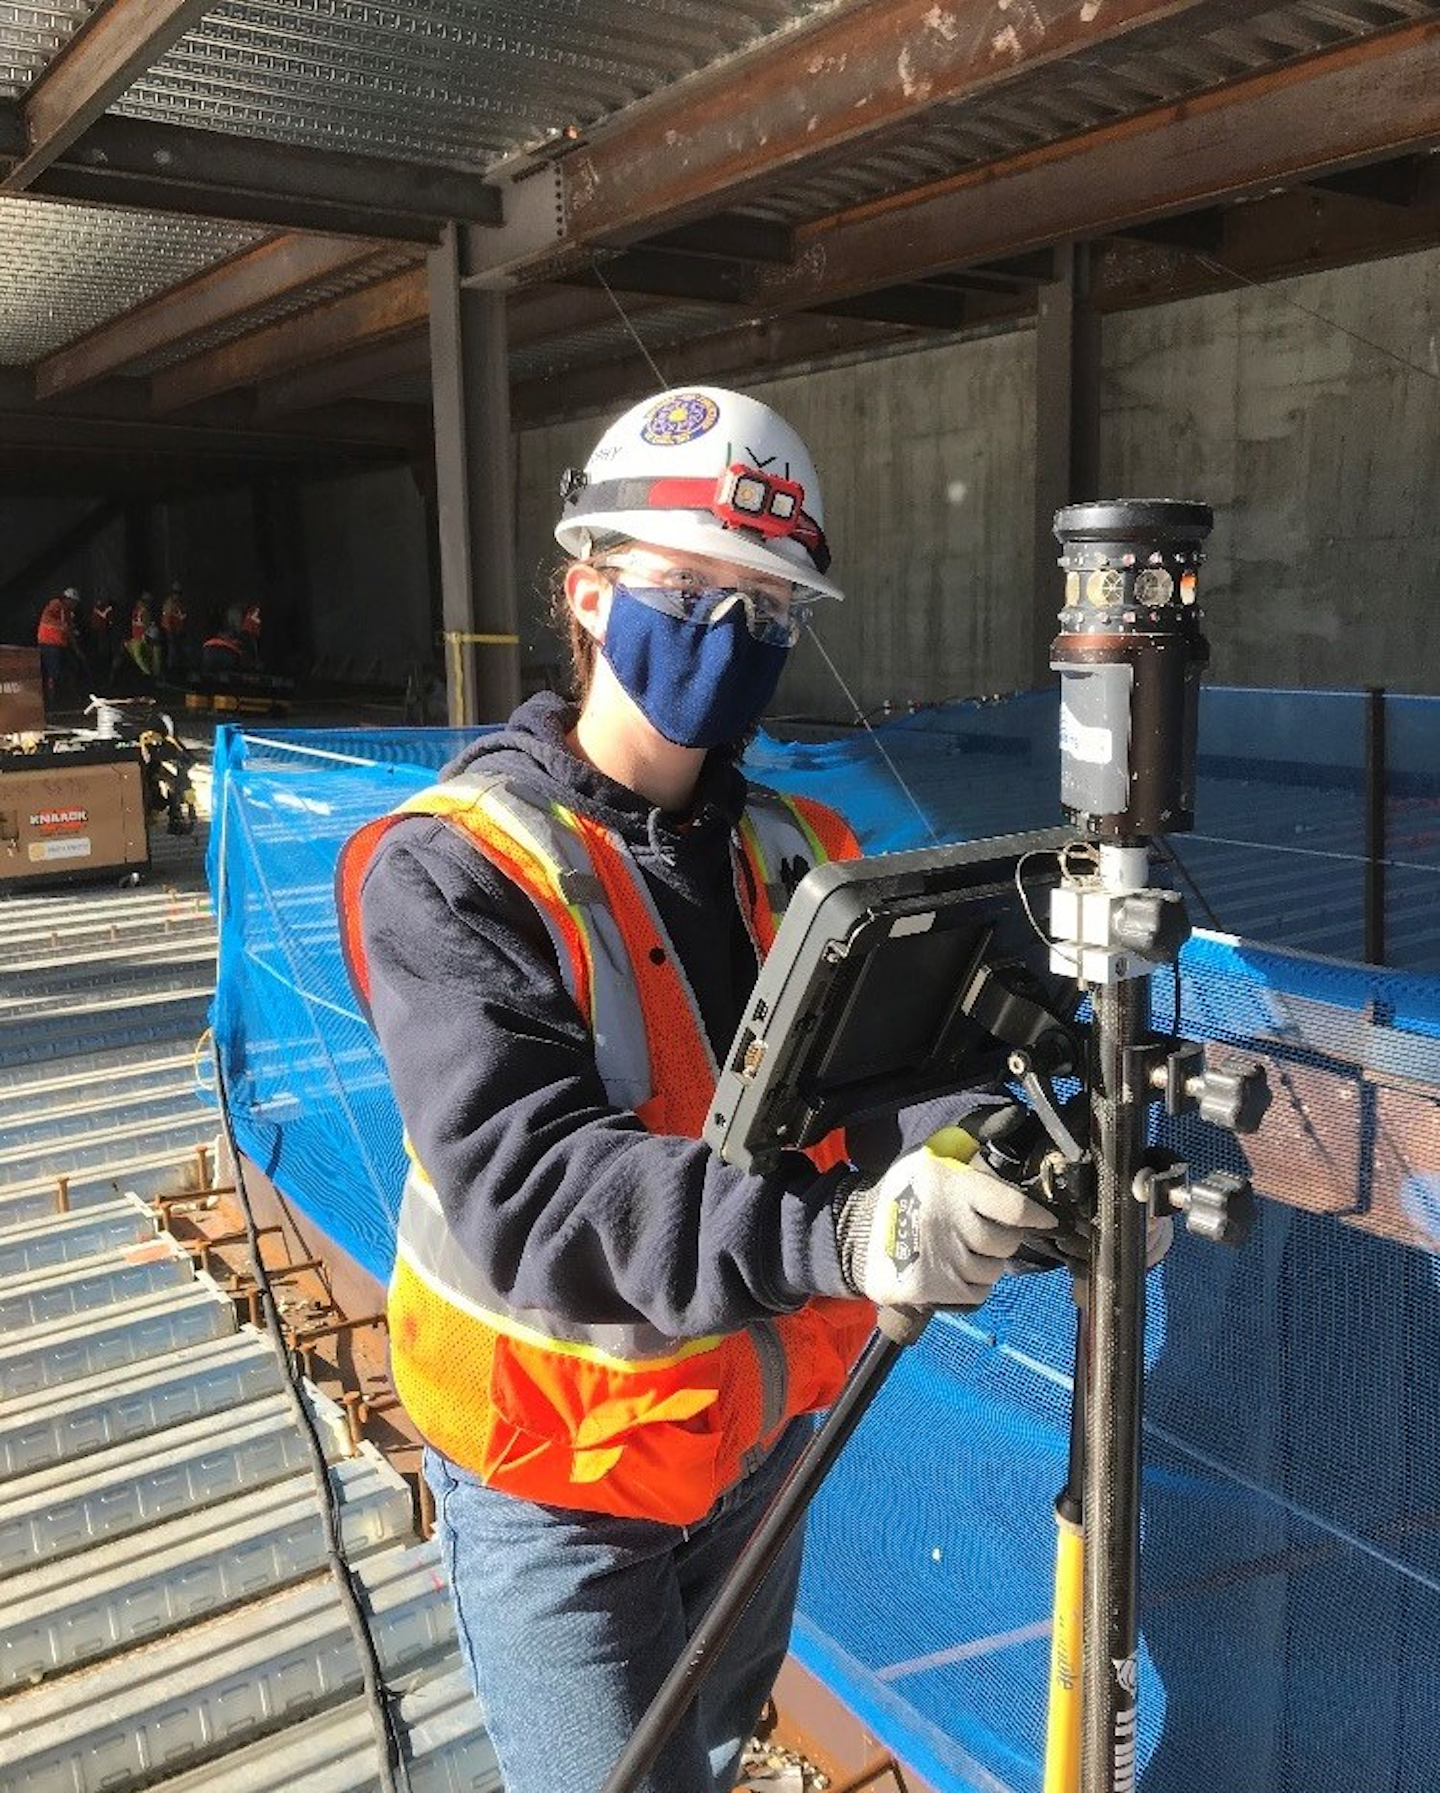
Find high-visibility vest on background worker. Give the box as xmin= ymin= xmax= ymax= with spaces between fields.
xmin=36 ymin=597 xmax=70 ymax=647
xmin=338 ymin=770 xmax=874 ymax=1527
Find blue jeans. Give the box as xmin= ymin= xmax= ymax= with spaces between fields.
xmin=424 ymin=1416 xmax=813 ymax=1793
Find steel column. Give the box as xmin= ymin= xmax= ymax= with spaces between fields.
xmin=428 ymin=225 xmax=521 ymax=728
xmin=1365 ymin=685 xmax=1387 ymax=966
xmin=1033 ymin=246 xmax=1100 ymax=688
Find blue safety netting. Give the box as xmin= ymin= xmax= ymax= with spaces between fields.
xmin=208 ymin=691 xmax=1440 ymax=1793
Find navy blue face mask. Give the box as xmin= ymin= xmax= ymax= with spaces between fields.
xmin=599 ymin=584 xmax=791 ymax=749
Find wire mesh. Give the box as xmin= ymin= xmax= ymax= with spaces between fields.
xmin=209 ymin=687 xmax=1440 ymax=1793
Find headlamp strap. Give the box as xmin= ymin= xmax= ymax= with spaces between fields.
xmin=560 ymin=467 xmax=830 ymax=575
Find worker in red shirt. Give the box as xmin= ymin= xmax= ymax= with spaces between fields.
xmin=130 ymin=592 xmax=154 ymax=645
xmin=36 ymin=587 xmax=80 ymax=707
xmin=160 ymin=582 xmax=188 ymax=682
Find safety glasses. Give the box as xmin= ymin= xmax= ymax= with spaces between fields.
xmin=603 ymin=575 xmax=813 ymax=649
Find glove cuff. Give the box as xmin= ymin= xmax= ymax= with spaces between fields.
xmin=832 ymin=1173 xmax=877 ymax=1296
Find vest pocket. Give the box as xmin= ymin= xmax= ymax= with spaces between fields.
xmin=777 ymin=1297 xmax=876 ymax=1415
xmin=484 ymin=1332 xmax=726 ymax=1527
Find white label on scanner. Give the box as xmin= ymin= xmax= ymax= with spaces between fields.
xmin=1060 ymin=704 xmax=1113 ymax=766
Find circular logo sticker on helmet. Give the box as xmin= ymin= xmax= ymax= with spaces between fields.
xmin=641 ymin=392 xmax=719 ymax=448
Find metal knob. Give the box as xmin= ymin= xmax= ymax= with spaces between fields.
xmin=1195 ymin=1061 xmax=1270 ymax=1136
xmin=1174 ymin=1168 xmax=1255 ymax=1247
xmin=1113 ymin=888 xmax=1192 ymax=961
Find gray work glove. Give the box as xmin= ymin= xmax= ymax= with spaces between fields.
xmin=835 ymin=1139 xmax=1059 ymax=1310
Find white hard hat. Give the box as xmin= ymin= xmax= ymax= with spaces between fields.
xmin=554 ymin=386 xmax=842 ymax=600
xmin=63 ymin=586 xmax=79 ymax=601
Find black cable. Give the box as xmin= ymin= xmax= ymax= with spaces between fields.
xmin=1156 ymin=834 xmax=1223 ymax=932
xmin=209 ymin=1034 xmax=411 ymax=1793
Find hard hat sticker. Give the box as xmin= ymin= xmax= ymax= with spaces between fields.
xmin=641 ymin=393 xmax=719 ymax=447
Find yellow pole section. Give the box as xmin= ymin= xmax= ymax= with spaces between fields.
xmin=1044 ymin=1510 xmax=1084 ymax=1793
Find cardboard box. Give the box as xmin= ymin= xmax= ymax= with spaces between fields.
xmin=0 ymin=646 xmax=45 ymax=736
xmin=0 ymin=747 xmax=150 ymax=887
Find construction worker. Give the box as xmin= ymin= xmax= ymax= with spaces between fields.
xmin=336 ymin=386 xmax=1063 ymax=1793
xmin=123 ymin=623 xmax=163 ymax=683
xmin=237 ymin=601 xmax=263 ymax=666
xmin=88 ymin=593 xmax=119 ymax=681
xmin=129 ymin=591 xmax=154 ymax=650
xmin=36 ymin=586 xmax=81 ymax=707
xmin=160 ymin=582 xmax=188 ymax=682
xmin=200 ymin=615 xmax=247 ymax=679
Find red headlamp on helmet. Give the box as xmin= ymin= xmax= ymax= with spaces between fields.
xmin=560 ymin=461 xmax=831 ymax=575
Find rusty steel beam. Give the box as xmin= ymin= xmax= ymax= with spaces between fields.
xmin=36 ymin=234 xmax=387 ymax=401
xmin=256 ymin=329 xmax=431 ymax=418
xmin=749 ymin=21 xmax=1440 ymax=314
xmin=1304 ymin=157 xmax=1426 ymax=209
xmin=204 ymin=282 xmax=694 ymax=418
xmin=253 ymin=284 xmax=685 ymax=416
xmin=561 ymin=0 xmax=1228 ymax=248
xmin=0 ymin=402 xmax=416 ymax=460
xmin=1090 ymin=160 xmax=1440 ymax=310
xmin=646 ymin=215 xmax=796 ymax=265
xmin=810 ymin=283 xmax=970 ymax=330
xmin=152 ymin=265 xmax=429 ymax=414
xmin=16 ymin=109 xmax=502 ymax=240
xmin=559 ymin=247 xmax=752 ymax=305
xmin=511 ymin=312 xmax=911 ymax=429
xmin=3 ymin=0 xmax=211 ymax=192
xmin=507 ymin=283 xmax=679 ymax=347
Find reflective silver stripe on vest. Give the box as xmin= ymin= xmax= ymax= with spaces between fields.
xmin=390 ymin=772 xmax=840 ymax=1373
xmin=396 ymin=1170 xmax=696 ymax=1360
xmin=616 ymin=830 xmax=718 ymax=1088
xmin=423 ymin=769 xmax=653 ymax=1114
xmin=748 ymin=1318 xmax=789 ymax=1439
xmin=741 ymin=787 xmax=826 ymax=920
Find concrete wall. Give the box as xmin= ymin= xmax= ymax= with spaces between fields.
xmin=0 ymin=497 xmax=127 ymax=642
xmin=1101 ymin=247 xmax=1440 ymax=693
xmin=160 ymin=489 xmax=263 ymax=634
xmin=513 ymin=243 xmax=1440 ymax=718
xmin=514 ymin=334 xmax=1037 ymax=720
xmin=516 ymin=415 xmax=602 ymax=694
xmin=299 ymin=466 xmax=432 ymax=685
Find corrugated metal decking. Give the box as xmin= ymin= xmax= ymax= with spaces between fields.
xmin=116 ymin=0 xmax=829 ymax=167
xmin=0 ymin=197 xmax=264 ymax=366
xmin=0 ymin=813 xmax=499 ymax=1789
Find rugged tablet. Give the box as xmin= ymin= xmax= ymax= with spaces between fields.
xmin=706 ymin=828 xmax=1076 ymax=1174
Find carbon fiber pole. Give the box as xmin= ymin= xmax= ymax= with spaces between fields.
xmin=1080 ymin=959 xmax=1150 ymax=1793
xmin=600 ymin=1315 xmax=921 ymax=1793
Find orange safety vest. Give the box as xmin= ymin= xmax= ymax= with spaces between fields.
xmin=338 ymin=769 xmax=875 ymax=1526
xmin=37 ymin=598 xmax=69 ymax=647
